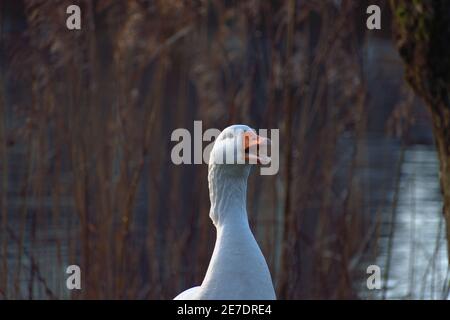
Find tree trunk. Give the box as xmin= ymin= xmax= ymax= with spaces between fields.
xmin=390 ymin=0 xmax=450 ymax=261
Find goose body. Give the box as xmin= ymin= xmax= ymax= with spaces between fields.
xmin=174 ymin=125 xmax=276 ymax=300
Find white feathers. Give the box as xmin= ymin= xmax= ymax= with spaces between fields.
xmin=174 ymin=125 xmax=276 ymax=300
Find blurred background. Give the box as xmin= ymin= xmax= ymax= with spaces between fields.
xmin=0 ymin=0 xmax=449 ymax=299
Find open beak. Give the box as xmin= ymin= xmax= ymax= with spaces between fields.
xmin=243 ymin=131 xmax=271 ymax=165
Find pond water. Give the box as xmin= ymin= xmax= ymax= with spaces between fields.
xmin=360 ymin=145 xmax=449 ymax=299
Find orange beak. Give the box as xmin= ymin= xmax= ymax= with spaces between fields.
xmin=243 ymin=131 xmax=271 ymax=164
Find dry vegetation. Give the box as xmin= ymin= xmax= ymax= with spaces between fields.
xmin=0 ymin=0 xmax=401 ymax=299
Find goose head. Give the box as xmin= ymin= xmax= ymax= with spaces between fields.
xmin=209 ymin=125 xmax=271 ymax=171
xmin=208 ymin=125 xmax=271 ymax=226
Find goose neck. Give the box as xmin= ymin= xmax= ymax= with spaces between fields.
xmin=208 ymin=164 xmax=250 ymax=227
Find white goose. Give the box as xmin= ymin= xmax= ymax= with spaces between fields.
xmin=174 ymin=125 xmax=276 ymax=300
